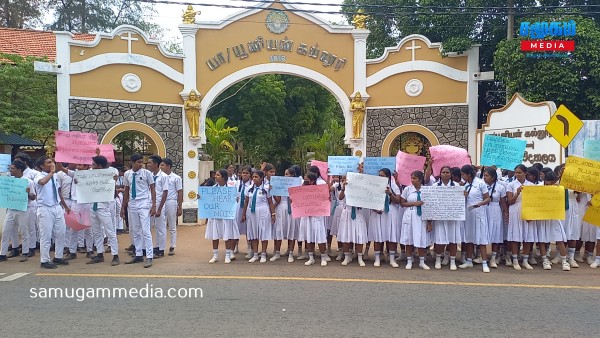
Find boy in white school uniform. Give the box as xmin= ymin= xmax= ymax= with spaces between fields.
xmin=122 ymin=153 xmax=156 ymax=268
xmin=34 ymin=157 xmax=69 ymax=269
xmin=160 ymin=158 xmax=183 ymax=256
xmin=14 ymin=153 xmax=41 ymax=256
xmin=147 ymin=155 xmax=168 ymax=258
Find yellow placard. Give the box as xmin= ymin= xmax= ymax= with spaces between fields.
xmin=521 ymin=185 xmax=565 ymax=220
xmin=560 ymin=156 xmax=600 ymax=195
xmin=583 ymin=195 xmax=600 ymax=227
xmin=545 ymin=105 xmax=583 ymax=148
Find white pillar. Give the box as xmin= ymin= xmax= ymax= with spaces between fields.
xmin=466 ymin=46 xmax=480 ymax=159
xmin=178 ymin=24 xmax=201 ymax=217
xmin=351 ymin=29 xmax=370 ymax=158
xmin=55 ymin=32 xmax=73 ymax=131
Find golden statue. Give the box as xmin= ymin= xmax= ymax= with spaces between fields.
xmin=401 ymin=133 xmax=425 ymax=155
xmin=351 ymin=92 xmax=366 ymax=139
xmin=182 ymin=5 xmax=199 ymax=24
xmin=352 ymin=9 xmax=369 ymax=30
xmin=185 ymin=90 xmax=201 ymax=138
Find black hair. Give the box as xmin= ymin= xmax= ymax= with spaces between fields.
xmin=92 ymin=155 xmax=108 ymax=168
xmin=217 ymin=169 xmax=229 ymax=183
xmin=285 ymin=167 xmax=295 ymax=176
xmin=544 ymin=171 xmax=558 ymax=182
xmin=11 ymin=160 xmax=27 ymax=172
xmin=554 ymin=164 xmax=564 ymax=178
xmin=379 ymin=168 xmax=392 ymax=186
xmin=130 ymin=153 xmax=143 ymax=162
xmin=149 ymin=155 xmax=162 ymax=165
xmin=460 ymin=165 xmax=476 ymax=180
xmin=290 ymin=165 xmax=302 ymax=178
xmin=532 ymin=163 xmax=543 ymax=172
xmin=249 ymin=170 xmax=267 ymax=194
xmin=514 ymin=164 xmax=527 ymax=173
xmin=411 ymin=170 xmax=425 ymax=185
xmin=526 ymin=166 xmax=540 ymax=183
xmin=263 ymin=163 xmax=275 ymax=172
xmin=305 ymin=172 xmax=318 ymax=185
xmin=484 ymin=167 xmax=498 ymax=182
xmin=451 ymin=167 xmax=462 ymax=181
xmin=162 ymin=158 xmax=173 ymax=168
xmin=14 ymin=152 xmax=32 ymax=168
xmin=35 ymin=156 xmax=49 ymax=168
xmin=439 ymin=165 xmax=452 ymax=177
xmin=307 ymin=165 xmax=321 ymax=178
xmin=541 ymin=167 xmax=553 ymax=175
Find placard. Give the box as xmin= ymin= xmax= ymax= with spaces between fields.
xmin=327 ymin=156 xmax=359 ymax=176
xmin=521 ymin=185 xmax=566 ymax=220
xmin=269 ymin=176 xmax=302 ymax=197
xmin=363 ymin=157 xmax=396 ymax=175
xmin=480 ymin=134 xmax=527 ymax=169
xmin=583 ymin=139 xmax=600 ymax=162
xmin=55 ymin=131 xmax=98 ymax=164
xmin=73 ymin=168 xmax=116 ymax=203
xmin=198 ymin=186 xmax=237 ymax=219
xmin=0 ymin=154 xmax=11 ymax=173
xmin=419 ymin=185 xmax=465 ymax=221
xmin=288 ymin=184 xmax=330 ymax=218
xmin=429 ymin=145 xmax=471 ymax=176
xmin=344 ymin=172 xmax=388 ymax=210
xmin=396 ymin=151 xmax=427 ymax=186
xmin=0 ymin=176 xmax=28 ymax=211
xmin=560 ymin=156 xmax=600 ymax=195
xmin=97 ymin=144 xmax=116 ymax=163
xmin=310 ymin=160 xmax=328 ymax=181
xmin=583 ymin=195 xmax=600 ymax=227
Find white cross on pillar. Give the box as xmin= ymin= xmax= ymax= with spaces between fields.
xmin=405 ymin=40 xmax=421 ymax=61
xmin=120 ymin=32 xmax=139 ymax=54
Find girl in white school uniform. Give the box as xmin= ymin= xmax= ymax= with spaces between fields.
xmin=297 ymin=172 xmax=330 ymax=266
xmin=537 ymin=171 xmax=570 ymax=271
xmin=506 ymin=164 xmax=533 ymax=270
xmin=241 ymin=170 xmax=275 ymax=263
xmin=483 ymin=167 xmax=508 ymax=269
xmin=590 ymin=209 xmax=600 ymax=268
xmin=235 ymin=166 xmax=252 ymax=258
xmin=459 ymin=165 xmax=491 ymax=273
xmin=327 ymin=176 xmax=341 ymax=256
xmin=557 ymin=164 xmax=582 ymax=268
xmin=330 ymin=176 xmax=345 ymax=260
xmin=577 ymin=193 xmax=596 ymax=264
xmin=205 ymin=169 xmax=240 ymax=264
xmin=368 ymin=168 xmax=401 ymax=268
xmin=400 ymin=171 xmax=432 ymax=270
xmin=337 ymin=176 xmax=368 ymax=267
xmin=272 ymin=168 xmax=295 ymax=262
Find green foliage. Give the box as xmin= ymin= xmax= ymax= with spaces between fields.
xmin=0 ymin=53 xmax=57 ymax=145
xmin=204 ymin=117 xmax=238 ymax=170
xmin=494 ymin=15 xmax=600 ymax=119
xmin=112 ymin=130 xmax=146 ymax=163
xmin=0 ymin=0 xmax=44 ymax=28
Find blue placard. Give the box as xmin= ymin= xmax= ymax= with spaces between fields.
xmin=269 ymin=176 xmax=301 ymax=197
xmin=327 ymin=156 xmax=360 ymax=176
xmin=363 ymin=157 xmax=396 ymax=175
xmin=198 ymin=186 xmax=237 ymax=220
xmin=481 ymin=134 xmax=527 ymax=169
xmin=0 ymin=154 xmax=10 ymax=173
xmin=0 ymin=176 xmax=28 ymax=211
xmin=584 ymin=139 xmax=600 ymax=162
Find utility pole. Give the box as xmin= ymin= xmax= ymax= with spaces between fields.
xmin=507 ymin=0 xmax=515 ymax=40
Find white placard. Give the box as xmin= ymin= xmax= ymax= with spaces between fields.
xmin=344 ymin=172 xmax=388 ymax=210
xmin=420 ymin=185 xmax=465 ymax=221
xmin=73 ymin=168 xmax=116 ymax=203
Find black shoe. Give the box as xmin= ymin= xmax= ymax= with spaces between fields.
xmin=0 ymin=255 xmax=7 ymax=262
xmin=87 ymin=255 xmax=104 ymax=264
xmin=116 ymin=229 xmax=124 ymax=235
xmin=86 ymin=252 xmax=93 ymax=258
xmin=41 ymin=262 xmax=57 ymax=269
xmin=27 ymin=251 xmax=35 ymax=258
xmin=144 ymin=258 xmax=153 ymax=268
xmin=77 ymin=247 xmax=87 ymax=254
xmin=111 ymin=256 xmax=120 ymax=266
xmin=168 ymin=247 xmax=175 ymax=256
xmin=67 ymin=253 xmax=77 ymax=260
xmin=7 ymin=248 xmax=19 ymax=258
xmin=125 ymin=245 xmax=135 ymax=252
xmin=63 ymin=247 xmax=69 ymax=255
xmin=52 ymin=258 xmax=69 ymax=265
xmin=125 ymin=256 xmax=144 ymax=264
xmin=19 ymin=254 xmax=28 ymax=262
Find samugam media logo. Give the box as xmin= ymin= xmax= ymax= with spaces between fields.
xmin=519 ymin=20 xmax=576 ymax=53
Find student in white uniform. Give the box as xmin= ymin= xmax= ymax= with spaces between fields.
xmin=0 ymin=161 xmax=35 ymax=262
xmin=160 ymin=158 xmax=182 ymax=256
xmin=34 ymin=156 xmax=69 ymax=269
xmin=235 ymin=166 xmax=252 ymax=258
xmin=483 ymin=167 xmax=508 ymax=269
xmin=122 ymin=153 xmax=156 ymax=268
xmin=297 ymin=172 xmax=329 ymax=266
xmin=241 ymin=170 xmax=275 ymax=263
xmin=14 ymin=153 xmax=40 ymax=256
xmin=522 ymin=166 xmax=541 ymax=268
xmin=55 ymin=164 xmax=73 ymax=256
xmin=337 ymin=176 xmax=368 ymax=267
xmin=205 ymin=169 xmax=240 ymax=263
xmin=558 ymin=165 xmax=582 ymax=268
xmin=400 ymin=171 xmax=432 ymax=270
xmin=115 ymin=168 xmax=125 ymax=234
xmin=368 ymin=168 xmax=401 ymax=268
xmin=537 ymin=171 xmax=570 ymax=271
xmin=273 ymin=168 xmax=295 ymax=262
xmin=147 ymin=155 xmax=168 ymax=258
xmin=226 ymin=164 xmax=238 ymax=187
xmin=331 ymin=177 xmax=346 ymax=261
xmin=578 ymin=193 xmax=596 ymax=264
xmin=87 ymin=155 xmax=120 ymax=265
xmin=506 ymin=164 xmax=533 ymax=270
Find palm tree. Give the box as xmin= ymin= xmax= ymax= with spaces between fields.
xmin=204 ymin=117 xmax=238 ymax=169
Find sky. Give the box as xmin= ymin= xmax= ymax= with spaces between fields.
xmin=152 ymin=0 xmax=346 ymax=42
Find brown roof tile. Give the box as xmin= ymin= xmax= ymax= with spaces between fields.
xmin=0 ymin=27 xmax=95 ymax=61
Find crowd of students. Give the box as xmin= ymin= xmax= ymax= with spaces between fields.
xmin=205 ymin=161 xmax=600 ymax=273
xmin=0 ymin=152 xmax=183 ymax=269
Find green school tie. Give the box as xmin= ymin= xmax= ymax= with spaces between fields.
xmin=565 ymin=189 xmax=569 ymax=210
xmin=51 ymin=176 xmax=58 ymax=204
xmin=250 ymin=186 xmax=258 ymax=213
xmin=416 ymin=191 xmax=422 ymax=217
xmin=384 ymin=194 xmax=390 ymax=213
xmin=239 ymin=185 xmax=245 ymax=208
xmin=93 ymin=202 xmax=98 ymax=211
xmin=131 ymin=173 xmax=137 ymax=199
xmin=287 ymin=197 xmax=291 ymax=215
xmin=351 ymin=206 xmax=356 ymax=220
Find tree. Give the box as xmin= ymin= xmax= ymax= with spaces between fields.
xmin=0 ymin=0 xmax=44 ymax=28
xmin=204 ymin=117 xmax=238 ymax=170
xmin=0 ymin=53 xmax=57 ymax=145
xmin=112 ymin=130 xmax=147 ymax=164
xmin=494 ymin=15 xmax=600 ymax=119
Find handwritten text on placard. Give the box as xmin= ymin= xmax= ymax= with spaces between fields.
xmin=327 ymin=156 xmax=359 ymax=176
xmin=521 ymin=185 xmax=565 ymax=220
xmin=0 ymin=176 xmax=28 ymax=211
xmin=481 ymin=134 xmax=527 ymax=169
xmin=269 ymin=176 xmax=302 ymax=197
xmin=288 ymin=184 xmax=330 ymax=218
xmin=73 ymin=168 xmax=116 ymax=203
xmin=419 ymin=185 xmax=465 ymax=221
xmin=560 ymin=156 xmax=600 ymax=195
xmin=344 ymin=172 xmax=388 ymax=210
xmin=363 ymin=157 xmax=396 ymax=175
xmin=429 ymin=145 xmax=471 ymax=176
xmin=198 ymin=186 xmax=237 ymax=220
xmin=55 ymin=131 xmax=98 ymax=165
xmin=396 ymin=151 xmax=427 ymax=186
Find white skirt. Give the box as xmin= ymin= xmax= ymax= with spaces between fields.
xmin=273 ymin=201 xmax=291 ymax=241
xmin=486 ymin=203 xmax=504 ymax=244
xmin=285 ymin=218 xmax=300 ymax=241
xmin=507 ymin=203 xmax=524 ymax=242
xmin=337 ymin=207 xmax=368 ymax=244
xmin=236 ymin=205 xmax=247 ymax=236
xmin=522 ymin=220 xmax=539 ymax=243
xmin=395 ymin=205 xmax=404 ymax=241
xmin=246 ymin=205 xmax=272 ymax=241
xmin=367 ymin=207 xmax=400 ymax=243
xmin=205 ymin=219 xmax=239 ymax=240
xmin=433 ymin=220 xmax=463 ymax=245
xmin=330 ymin=202 xmax=344 ymax=237
xmin=563 ymin=202 xmax=581 ymax=241
xmin=464 ymin=206 xmax=489 ymax=245
xmin=537 ymin=220 xmax=566 ymax=243
xmin=581 ymin=221 xmax=597 ymax=242
xmin=400 ymin=207 xmax=431 ymax=248
xmin=298 ymin=216 xmax=327 ymax=244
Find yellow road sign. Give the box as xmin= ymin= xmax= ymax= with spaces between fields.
xmin=545 ymin=104 xmax=583 ymax=148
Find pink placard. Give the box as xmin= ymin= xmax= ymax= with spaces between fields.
xmin=429 ymin=145 xmax=471 ymax=175
xmin=310 ymin=160 xmax=328 ymax=181
xmin=396 ymin=151 xmax=427 ymax=186
xmin=64 ymin=211 xmax=91 ymax=231
xmin=55 ymin=131 xmax=98 ymax=165
xmin=97 ymin=144 xmax=116 ymax=163
xmin=288 ymin=184 xmax=331 ymax=218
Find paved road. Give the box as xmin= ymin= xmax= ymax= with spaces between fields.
xmin=1 ymin=226 xmax=599 ymax=337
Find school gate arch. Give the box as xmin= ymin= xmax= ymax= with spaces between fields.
xmin=48 ymin=0 xmax=484 ymax=222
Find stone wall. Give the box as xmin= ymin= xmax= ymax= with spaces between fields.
xmin=69 ymin=99 xmax=183 ymax=175
xmin=366 ymin=105 xmax=469 ymax=156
